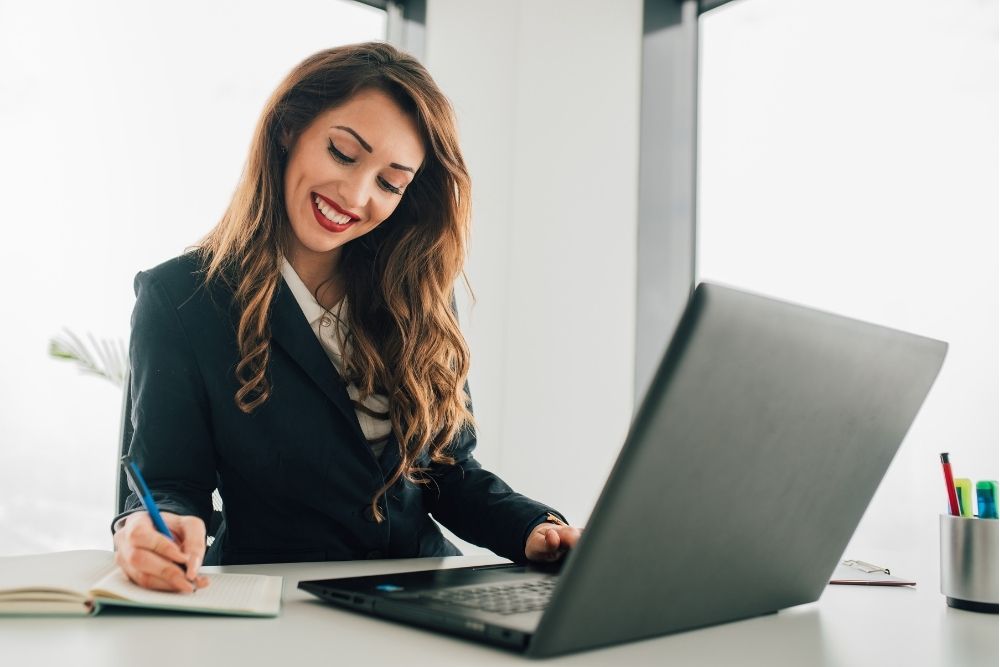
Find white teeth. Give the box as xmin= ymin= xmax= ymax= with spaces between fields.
xmin=313 ymin=195 xmax=352 ymax=225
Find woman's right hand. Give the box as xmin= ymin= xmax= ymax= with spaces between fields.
xmin=113 ymin=511 xmax=210 ymax=593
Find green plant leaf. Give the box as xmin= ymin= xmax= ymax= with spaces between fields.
xmin=48 ymin=327 xmax=127 ymax=388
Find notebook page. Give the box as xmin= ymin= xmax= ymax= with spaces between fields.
xmin=90 ymin=567 xmax=282 ymax=616
xmin=0 ymin=550 xmax=116 ymax=598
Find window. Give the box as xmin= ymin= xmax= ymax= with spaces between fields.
xmin=0 ymin=0 xmax=386 ymax=555
xmin=699 ymin=0 xmax=997 ymax=550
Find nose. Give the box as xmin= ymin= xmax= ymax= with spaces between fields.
xmin=336 ymin=172 xmax=372 ymax=216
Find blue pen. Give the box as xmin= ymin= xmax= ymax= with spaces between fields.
xmin=122 ymin=460 xmax=175 ymax=540
xmin=122 ymin=458 xmax=197 ymax=589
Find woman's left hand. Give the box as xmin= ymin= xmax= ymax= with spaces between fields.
xmin=524 ymin=521 xmax=582 ymax=562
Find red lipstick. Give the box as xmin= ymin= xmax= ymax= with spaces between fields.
xmin=311 ymin=192 xmax=359 ymax=234
xmin=313 ymin=192 xmax=360 ymax=221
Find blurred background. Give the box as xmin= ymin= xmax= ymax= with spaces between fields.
xmin=0 ymin=0 xmax=996 ymax=570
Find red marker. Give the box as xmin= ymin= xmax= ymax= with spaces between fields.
xmin=940 ymin=452 xmax=961 ymax=516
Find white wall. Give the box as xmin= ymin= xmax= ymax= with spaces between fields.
xmin=425 ymin=0 xmax=643 ymax=533
xmin=698 ymin=0 xmax=998 ymax=565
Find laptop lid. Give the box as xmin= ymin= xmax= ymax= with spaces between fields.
xmin=527 ymin=282 xmax=946 ymax=657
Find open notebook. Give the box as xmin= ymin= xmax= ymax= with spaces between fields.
xmin=0 ymin=550 xmax=282 ymax=617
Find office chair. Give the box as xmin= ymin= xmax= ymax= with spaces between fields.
xmin=116 ymin=365 xmax=226 ymax=564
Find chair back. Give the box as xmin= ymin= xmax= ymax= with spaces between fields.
xmin=115 ymin=366 xmax=134 ymax=515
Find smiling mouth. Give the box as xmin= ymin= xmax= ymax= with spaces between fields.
xmin=311 ymin=193 xmax=358 ymax=232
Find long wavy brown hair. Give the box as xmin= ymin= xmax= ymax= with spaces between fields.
xmin=198 ymin=42 xmax=474 ymax=521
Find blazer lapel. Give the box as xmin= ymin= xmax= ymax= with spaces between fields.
xmin=269 ymin=277 xmax=368 ymax=445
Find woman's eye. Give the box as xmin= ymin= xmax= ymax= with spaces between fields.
xmin=327 ymin=140 xmax=354 ymax=165
xmin=328 ymin=139 xmax=403 ymax=195
xmin=378 ymin=176 xmax=403 ymax=196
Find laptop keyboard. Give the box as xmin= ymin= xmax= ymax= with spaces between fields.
xmin=420 ymin=579 xmax=556 ymax=615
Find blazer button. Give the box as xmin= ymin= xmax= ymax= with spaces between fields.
xmin=366 ymin=550 xmax=383 ymax=559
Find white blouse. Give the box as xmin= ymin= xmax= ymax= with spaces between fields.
xmin=279 ymin=258 xmax=392 ymax=458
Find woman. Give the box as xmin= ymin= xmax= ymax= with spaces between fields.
xmin=111 ymin=42 xmax=580 ymax=593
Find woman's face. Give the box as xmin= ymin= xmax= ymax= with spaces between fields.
xmin=282 ymin=88 xmax=425 ymax=264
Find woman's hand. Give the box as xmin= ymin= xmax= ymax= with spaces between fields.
xmin=113 ymin=511 xmax=210 ymax=592
xmin=524 ymin=519 xmax=582 ymax=563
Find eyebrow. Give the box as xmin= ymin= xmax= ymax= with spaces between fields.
xmin=334 ymin=125 xmax=372 ymax=152
xmin=333 ymin=125 xmax=417 ymax=174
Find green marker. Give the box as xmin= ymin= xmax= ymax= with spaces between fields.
xmin=954 ymin=478 xmax=973 ymax=517
xmin=976 ymin=481 xmax=998 ymax=519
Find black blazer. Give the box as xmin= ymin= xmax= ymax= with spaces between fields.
xmin=115 ymin=253 xmax=562 ymax=565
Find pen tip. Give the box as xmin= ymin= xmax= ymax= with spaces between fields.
xmin=940 ymin=452 xmax=949 ymax=462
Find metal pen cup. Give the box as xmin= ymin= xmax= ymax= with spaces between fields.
xmin=939 ymin=514 xmax=999 ymax=613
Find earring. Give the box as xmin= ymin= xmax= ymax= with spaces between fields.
xmin=280 ymin=144 xmax=288 ymax=154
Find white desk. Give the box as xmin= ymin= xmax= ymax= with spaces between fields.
xmin=1 ymin=553 xmax=995 ymax=666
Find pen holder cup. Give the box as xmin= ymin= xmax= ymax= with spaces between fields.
xmin=940 ymin=514 xmax=998 ymax=613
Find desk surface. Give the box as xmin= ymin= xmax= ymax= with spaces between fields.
xmin=1 ymin=553 xmax=996 ymax=666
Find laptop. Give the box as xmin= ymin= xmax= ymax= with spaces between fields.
xmin=299 ymin=282 xmax=947 ymax=658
